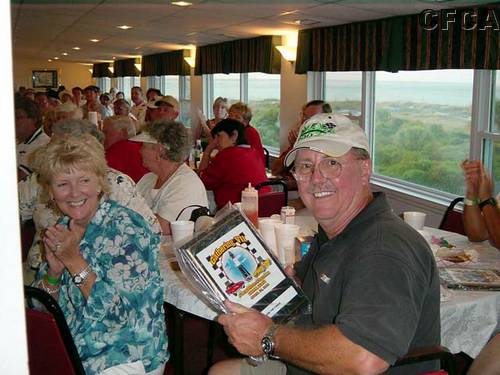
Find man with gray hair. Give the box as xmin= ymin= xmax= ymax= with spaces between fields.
xmin=210 ymin=113 xmax=440 ymax=375
xmin=19 ymin=118 xmax=159 ymax=281
xmin=103 ymin=115 xmax=148 ymax=183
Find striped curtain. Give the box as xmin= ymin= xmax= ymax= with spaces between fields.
xmin=195 ymin=35 xmax=281 ymax=75
xmin=92 ymin=63 xmax=112 ymax=78
xmin=403 ymin=8 xmax=499 ymax=70
xmin=296 ymin=6 xmax=499 ymax=73
xmin=113 ymin=58 xmax=140 ymax=77
xmin=141 ymin=50 xmax=191 ymax=76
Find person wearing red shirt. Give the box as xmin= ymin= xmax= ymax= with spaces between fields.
xmin=228 ymin=102 xmax=265 ymax=167
xmin=198 ymin=119 xmax=269 ymax=210
xmin=103 ymin=115 xmax=148 ymax=183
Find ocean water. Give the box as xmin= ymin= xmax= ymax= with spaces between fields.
xmin=213 ymin=78 xmax=474 ymax=107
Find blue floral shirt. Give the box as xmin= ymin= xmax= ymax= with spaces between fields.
xmin=35 ymin=199 xmax=168 ymax=375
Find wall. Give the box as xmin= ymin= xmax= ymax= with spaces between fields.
xmin=13 ymin=57 xmax=94 ymax=91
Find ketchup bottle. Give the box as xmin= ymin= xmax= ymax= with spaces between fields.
xmin=241 ymin=183 xmax=259 ymax=228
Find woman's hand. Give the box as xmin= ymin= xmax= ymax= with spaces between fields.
xmin=478 ymin=165 xmax=494 ymax=201
xmin=43 ymin=219 xmax=86 ymax=271
xmin=461 ymin=160 xmax=481 ymax=198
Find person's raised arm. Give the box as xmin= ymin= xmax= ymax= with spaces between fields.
xmin=462 ymin=161 xmax=489 ymax=241
xmin=477 ymin=167 xmax=500 ymax=249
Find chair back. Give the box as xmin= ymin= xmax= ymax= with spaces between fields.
xmin=25 ymin=286 xmax=85 ymax=375
xmin=263 ymin=147 xmax=270 ymax=170
xmin=439 ymin=197 xmax=466 ymax=235
xmin=392 ymin=345 xmax=457 ymax=375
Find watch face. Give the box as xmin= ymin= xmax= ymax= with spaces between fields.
xmin=73 ymin=275 xmax=83 ymax=285
xmin=261 ymin=337 xmax=273 ymax=355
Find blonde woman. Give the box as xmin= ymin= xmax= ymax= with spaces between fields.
xmin=32 ymin=134 xmax=168 ymax=375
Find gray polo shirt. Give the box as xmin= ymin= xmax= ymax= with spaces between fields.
xmin=289 ymin=192 xmax=440 ymax=375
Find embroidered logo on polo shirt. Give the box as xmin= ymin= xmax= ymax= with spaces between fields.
xmin=320 ymin=273 xmax=331 ymax=284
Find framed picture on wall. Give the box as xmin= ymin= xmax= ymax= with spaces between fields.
xmin=32 ymin=70 xmax=58 ymax=88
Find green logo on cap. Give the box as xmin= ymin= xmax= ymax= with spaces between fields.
xmin=298 ymin=121 xmax=336 ymax=141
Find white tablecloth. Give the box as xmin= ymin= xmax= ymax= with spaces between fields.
xmin=160 ymin=223 xmax=500 ymax=358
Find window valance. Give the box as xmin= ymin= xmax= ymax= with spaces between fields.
xmin=141 ymin=50 xmax=191 ymax=76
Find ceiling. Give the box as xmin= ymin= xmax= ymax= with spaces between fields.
xmin=11 ymin=0 xmax=492 ymax=64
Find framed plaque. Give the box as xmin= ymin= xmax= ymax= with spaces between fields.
xmin=32 ymin=70 xmax=58 ymax=88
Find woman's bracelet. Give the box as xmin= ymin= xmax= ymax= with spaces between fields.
xmin=40 ymin=278 xmax=60 ymax=295
xmin=44 ymin=273 xmax=60 ymax=286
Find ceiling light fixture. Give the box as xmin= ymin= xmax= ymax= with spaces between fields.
xmin=53 ymin=57 xmax=59 ymax=60
xmin=276 ymin=32 xmax=298 ymax=62
xmin=117 ymin=25 xmax=132 ymax=30
xmin=90 ymin=39 xmax=100 ymax=43
xmin=279 ymin=10 xmax=299 ymax=16
xmin=62 ymin=52 xmax=68 ymax=56
xmin=73 ymin=46 xmax=80 ymax=50
xmin=48 ymin=59 xmax=52 ymax=62
xmin=172 ymin=1 xmax=192 ymax=6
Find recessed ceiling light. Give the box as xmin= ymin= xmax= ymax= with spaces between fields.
xmin=73 ymin=46 xmax=80 ymax=50
xmin=112 ymin=56 xmax=116 ymax=59
xmin=54 ymin=57 xmax=59 ymax=60
xmin=186 ymin=32 xmax=197 ymax=36
xmin=62 ymin=52 xmax=68 ymax=56
xmin=48 ymin=59 xmax=52 ymax=62
xmin=90 ymin=39 xmax=100 ymax=43
xmin=117 ymin=25 xmax=132 ymax=30
xmin=172 ymin=1 xmax=192 ymax=6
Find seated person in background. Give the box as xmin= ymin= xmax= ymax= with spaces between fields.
xmin=71 ymin=86 xmax=85 ymax=107
xmin=58 ymin=89 xmax=73 ymax=104
xmin=228 ymin=102 xmax=265 ymax=167
xmin=15 ymin=96 xmax=50 ymax=180
xmin=19 ymin=118 xmax=158 ymax=275
xmin=115 ymin=91 xmax=125 ymax=100
xmin=103 ymin=115 xmax=148 ymax=183
xmin=201 ymin=96 xmax=228 ymax=145
xmin=32 ymin=134 xmax=168 ymax=375
xmin=113 ymin=98 xmax=138 ymax=130
xmin=146 ymin=88 xmax=162 ymax=102
xmin=198 ymin=119 xmax=269 ymax=210
xmin=271 ymin=100 xmax=332 ymax=180
xmin=131 ymin=86 xmax=148 ymax=130
xmin=461 ymin=160 xmax=500 ymax=249
xmin=82 ymin=85 xmax=109 ymax=120
xmin=148 ymin=95 xmax=180 ymax=122
xmin=210 ymin=113 xmax=440 ymax=375
xmin=131 ymin=120 xmax=208 ymax=235
xmin=99 ymin=92 xmax=114 ymax=118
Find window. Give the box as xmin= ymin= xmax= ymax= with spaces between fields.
xmin=371 ymin=70 xmax=473 ymax=196
xmin=96 ymin=77 xmax=111 ymax=93
xmin=213 ymin=73 xmax=240 ymax=106
xmin=484 ymin=71 xmax=500 ymax=196
xmin=117 ymin=77 xmax=140 ymax=101
xmin=248 ymin=73 xmax=280 ymax=150
xmin=325 ymin=72 xmax=362 ymax=127
xmin=161 ymin=76 xmax=179 ymax=97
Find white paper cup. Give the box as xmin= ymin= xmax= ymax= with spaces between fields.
xmin=258 ymin=218 xmax=281 ymax=256
xmin=403 ymin=211 xmax=426 ymax=231
xmin=88 ymin=111 xmax=98 ymax=126
xmin=171 ymin=220 xmax=195 ymax=243
xmin=275 ymin=223 xmax=300 ymax=265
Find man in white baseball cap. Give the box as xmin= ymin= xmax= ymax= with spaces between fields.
xmin=147 ymin=95 xmax=179 ymax=122
xmin=211 ymin=113 xmax=440 ymax=375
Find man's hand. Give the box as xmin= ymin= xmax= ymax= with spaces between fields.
xmin=217 ymin=300 xmax=273 ymax=356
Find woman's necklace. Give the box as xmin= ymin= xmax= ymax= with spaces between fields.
xmin=154 ymin=163 xmax=181 ymax=189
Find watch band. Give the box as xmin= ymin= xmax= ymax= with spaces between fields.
xmin=463 ymin=198 xmax=479 ymax=206
xmin=479 ymin=197 xmax=497 ymax=210
xmin=72 ymin=264 xmax=92 ymax=286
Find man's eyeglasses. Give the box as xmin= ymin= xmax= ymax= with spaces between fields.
xmin=291 ymin=158 xmax=343 ymax=181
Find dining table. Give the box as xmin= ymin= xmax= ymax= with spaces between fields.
xmin=159 ymin=210 xmax=500 ymax=372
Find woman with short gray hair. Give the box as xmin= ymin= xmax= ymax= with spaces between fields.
xmin=131 ymin=120 xmax=209 ymax=235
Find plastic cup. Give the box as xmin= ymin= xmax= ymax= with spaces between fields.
xmin=403 ymin=211 xmax=426 ymax=231
xmin=171 ymin=220 xmax=195 ymax=243
xmin=88 ymin=111 xmax=98 ymax=126
xmin=274 ymin=223 xmax=300 ymax=266
xmin=258 ymin=218 xmax=281 ymax=256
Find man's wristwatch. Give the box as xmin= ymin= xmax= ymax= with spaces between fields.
xmin=479 ymin=197 xmax=498 ymax=210
xmin=261 ymin=324 xmax=280 ymax=358
xmin=72 ymin=264 xmax=92 ymax=286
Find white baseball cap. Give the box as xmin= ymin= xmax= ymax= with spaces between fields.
xmin=284 ymin=113 xmax=369 ymax=167
xmin=129 ymin=132 xmax=158 ymax=144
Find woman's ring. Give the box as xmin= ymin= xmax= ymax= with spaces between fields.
xmin=55 ymin=242 xmax=61 ymax=251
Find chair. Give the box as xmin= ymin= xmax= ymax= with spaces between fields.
xmin=256 ymin=180 xmax=288 ymax=217
xmin=263 ymin=147 xmax=270 ymax=170
xmin=392 ymin=346 xmax=458 ymax=375
xmin=439 ymin=197 xmax=466 ymax=235
xmin=24 ymin=286 xmax=85 ymax=375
